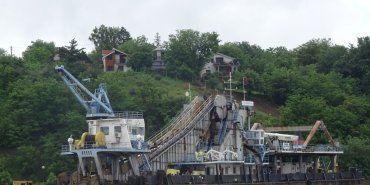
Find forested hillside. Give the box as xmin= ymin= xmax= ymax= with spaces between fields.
xmin=0 ymin=26 xmax=369 ymax=183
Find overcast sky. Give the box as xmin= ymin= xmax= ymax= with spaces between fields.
xmin=1 ymin=0 xmax=369 ymax=57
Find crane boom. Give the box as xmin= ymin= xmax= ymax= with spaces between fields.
xmin=55 ymin=65 xmax=114 ymax=118
xmin=302 ymin=120 xmax=335 ymax=148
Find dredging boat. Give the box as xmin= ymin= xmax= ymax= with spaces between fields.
xmin=55 ymin=65 xmax=364 ymax=185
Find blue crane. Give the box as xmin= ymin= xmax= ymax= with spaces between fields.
xmin=55 ymin=65 xmax=115 ymax=118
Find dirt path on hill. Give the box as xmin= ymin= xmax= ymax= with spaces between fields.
xmin=233 ymin=93 xmax=280 ymax=117
xmin=192 ymin=83 xmax=280 ymax=117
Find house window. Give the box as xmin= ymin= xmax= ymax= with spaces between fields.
xmin=100 ymin=127 xmax=109 ymax=135
xmin=216 ymin=57 xmax=223 ymax=64
xmin=118 ymin=66 xmax=124 ymax=71
xmin=120 ymin=56 xmax=126 ymax=63
xmin=206 ymin=70 xmax=211 ymax=75
xmin=107 ymin=65 xmax=114 ymax=71
xmin=106 ymin=54 xmax=112 ymax=60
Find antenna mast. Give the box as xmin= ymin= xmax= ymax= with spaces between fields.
xmin=224 ymin=72 xmax=236 ymax=101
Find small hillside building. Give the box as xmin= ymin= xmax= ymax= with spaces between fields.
xmin=102 ymin=48 xmax=130 ymax=72
xmin=201 ymin=53 xmax=240 ymax=78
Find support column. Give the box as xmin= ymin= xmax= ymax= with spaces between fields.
xmin=78 ymin=155 xmax=87 ymax=177
xmin=242 ymin=164 xmax=247 ymax=183
xmin=277 ymin=156 xmax=282 ymax=174
xmin=299 ymin=155 xmax=303 ymax=173
xmin=330 ymin=155 xmax=336 ymax=173
xmin=313 ymin=156 xmax=319 ymax=173
xmin=216 ymin=163 xmax=220 ymax=184
xmin=274 ymin=155 xmax=278 ymax=174
xmin=92 ymin=152 xmax=103 ymax=180
xmin=112 ymin=156 xmax=120 ymax=181
xmin=129 ymin=155 xmax=140 ymax=176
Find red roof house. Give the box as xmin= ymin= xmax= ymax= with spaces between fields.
xmin=102 ymin=48 xmax=129 ymax=72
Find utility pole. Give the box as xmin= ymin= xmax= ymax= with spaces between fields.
xmin=10 ymin=46 xmax=13 ymax=57
xmin=185 ymin=83 xmax=192 ymax=103
xmin=243 ymin=77 xmax=246 ymax=101
xmin=241 ymin=76 xmax=254 ymax=130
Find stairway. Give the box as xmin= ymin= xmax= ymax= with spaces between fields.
xmin=147 ymin=96 xmax=206 ymax=146
xmin=148 ymin=96 xmax=214 ymax=161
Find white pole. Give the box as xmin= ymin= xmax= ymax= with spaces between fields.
xmin=243 ymin=77 xmax=246 ymax=101
xmin=189 ymin=83 xmax=191 ymax=102
xmin=229 ymin=72 xmax=232 ymax=100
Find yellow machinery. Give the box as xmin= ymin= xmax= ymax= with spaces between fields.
xmin=166 ymin=169 xmax=180 ymax=176
xmin=192 ymin=170 xmax=205 ymax=175
xmin=13 ymin=181 xmax=32 ymax=185
xmin=74 ymin=131 xmax=106 ymax=149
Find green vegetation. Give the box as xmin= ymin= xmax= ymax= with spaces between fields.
xmin=0 ymin=26 xmax=369 ymax=182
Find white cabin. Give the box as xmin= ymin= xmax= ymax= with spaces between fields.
xmin=87 ymin=117 xmax=145 ymax=149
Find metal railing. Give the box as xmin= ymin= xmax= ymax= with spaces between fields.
xmin=61 ymin=141 xmax=149 ymax=153
xmin=268 ymin=144 xmax=343 ymax=153
xmin=114 ymin=111 xmax=143 ymax=119
xmin=147 ymin=96 xmax=205 ymax=145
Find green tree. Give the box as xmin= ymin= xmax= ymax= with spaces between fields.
xmin=263 ymin=67 xmax=299 ymax=105
xmin=58 ymin=38 xmax=90 ymax=75
xmin=340 ymin=137 xmax=370 ymax=178
xmin=0 ymin=170 xmax=12 ymax=185
xmin=205 ymin=72 xmax=223 ymax=90
xmin=238 ymin=41 xmax=264 ymax=59
xmin=89 ymin=25 xmax=132 ymax=51
xmin=334 ymin=36 xmax=370 ymax=94
xmin=233 ymin=69 xmax=262 ymax=97
xmin=86 ymin=50 xmax=104 ymax=78
xmin=0 ymin=78 xmax=84 ymax=147
xmin=59 ymin=38 xmax=89 ymax=62
xmin=266 ymin=46 xmax=295 ymax=69
xmin=165 ymin=29 xmax=219 ymax=80
xmin=316 ymin=45 xmax=347 ymax=73
xmin=280 ymin=95 xmax=328 ymax=125
xmin=294 ymin=66 xmax=348 ymax=106
xmin=0 ymin=159 xmax=12 ymax=185
xmin=10 ymin=145 xmax=41 ymax=180
xmin=41 ymin=172 xmax=57 ymax=185
xmin=0 ymin=48 xmax=7 ymax=56
xmin=329 ymin=95 xmax=370 ymax=137
xmin=154 ymin=32 xmax=161 ymax=46
xmin=294 ymin=38 xmax=332 ymax=66
xmin=22 ymin=40 xmax=56 ymax=71
xmin=0 ymin=55 xmax=25 ymax=98
xmin=219 ymin=42 xmax=249 ymax=68
xmin=118 ymin=36 xmax=155 ymax=71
